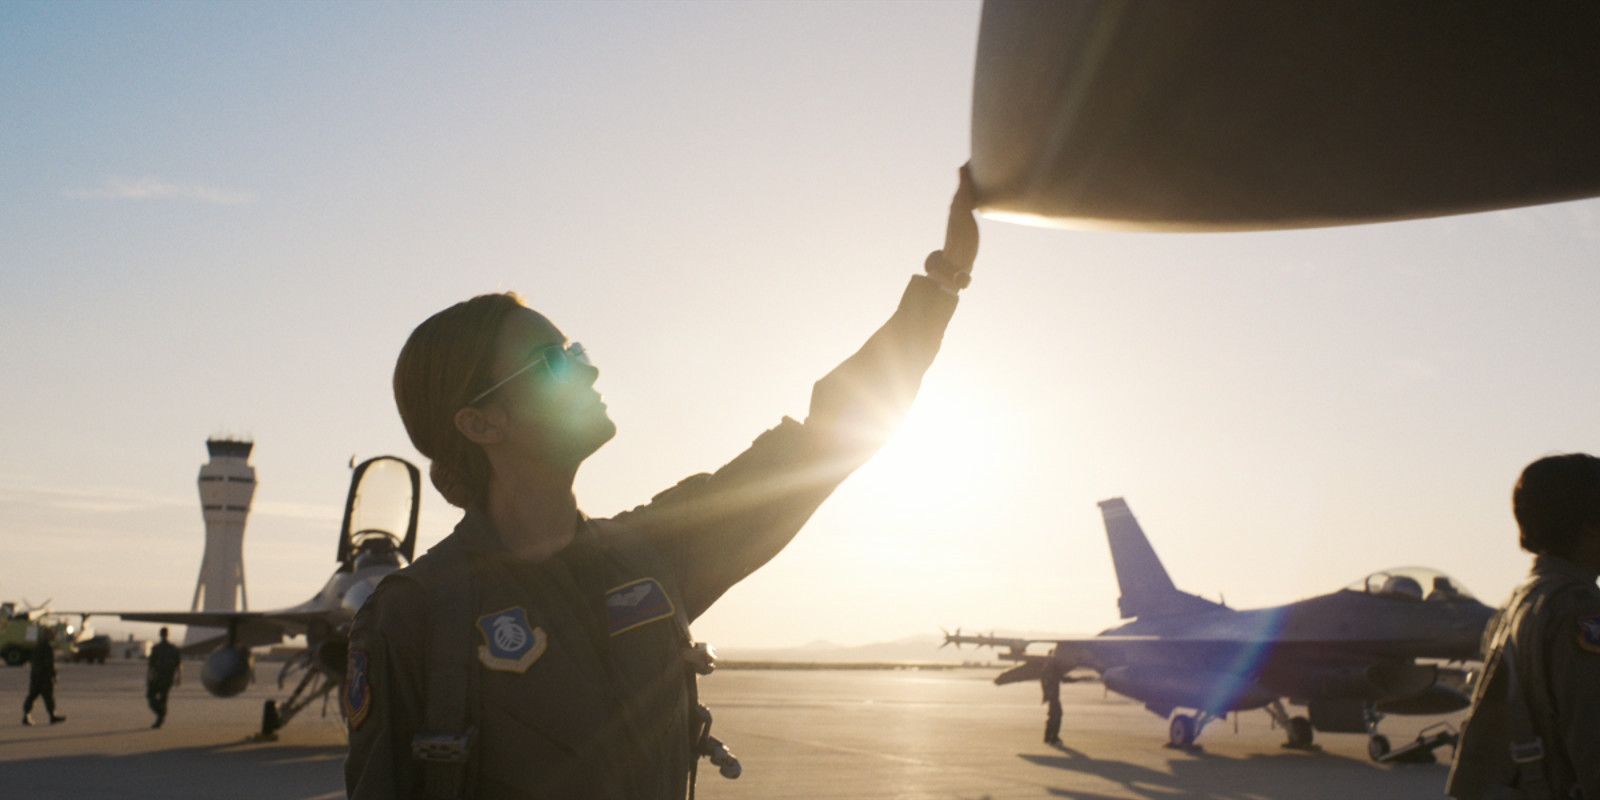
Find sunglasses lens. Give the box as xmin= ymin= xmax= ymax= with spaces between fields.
xmin=543 ymin=345 xmax=571 ymax=379
xmin=569 ymin=342 xmax=590 ymax=367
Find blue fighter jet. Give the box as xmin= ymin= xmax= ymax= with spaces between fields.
xmin=945 ymin=497 xmax=1496 ymax=760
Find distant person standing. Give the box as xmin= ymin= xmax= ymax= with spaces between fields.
xmin=1448 ymin=453 xmax=1600 ymax=799
xmin=147 ymin=627 xmax=182 ymax=729
xmin=22 ymin=628 xmax=64 ymax=726
xmin=1041 ymin=651 xmax=1064 ymax=746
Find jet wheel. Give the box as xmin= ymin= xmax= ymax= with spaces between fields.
xmin=1286 ymin=716 xmax=1314 ymax=748
xmin=1367 ymin=734 xmax=1390 ymax=762
xmin=1169 ymin=714 xmax=1197 ymax=747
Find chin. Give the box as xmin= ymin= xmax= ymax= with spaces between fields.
xmin=573 ymin=415 xmax=617 ymax=462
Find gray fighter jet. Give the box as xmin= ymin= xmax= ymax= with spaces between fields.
xmin=945 ymin=497 xmax=1495 ymax=760
xmin=84 ymin=455 xmax=419 ymax=738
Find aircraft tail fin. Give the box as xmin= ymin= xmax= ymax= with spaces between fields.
xmin=1098 ymin=498 xmax=1226 ymax=619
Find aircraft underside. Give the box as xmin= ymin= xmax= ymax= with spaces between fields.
xmin=1103 ymin=664 xmax=1465 ymax=763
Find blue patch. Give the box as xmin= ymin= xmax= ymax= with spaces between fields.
xmin=343 ymin=648 xmax=371 ymax=730
xmin=1579 ymin=615 xmax=1600 ymax=654
xmin=476 ymin=607 xmax=547 ymax=672
xmin=606 ymin=578 xmax=675 ymax=636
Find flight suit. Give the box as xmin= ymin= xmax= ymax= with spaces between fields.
xmin=147 ymin=639 xmax=182 ymax=726
xmin=346 ymin=274 xmax=959 ymax=799
xmin=22 ymin=639 xmax=58 ymax=723
xmin=1448 ymin=555 xmax=1600 ymax=800
xmin=1041 ymin=656 xmax=1064 ymax=745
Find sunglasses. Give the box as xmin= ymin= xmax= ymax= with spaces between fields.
xmin=468 ymin=342 xmax=590 ymax=405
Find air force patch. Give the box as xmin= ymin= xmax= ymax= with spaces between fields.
xmin=606 ymin=577 xmax=675 ymax=636
xmin=343 ymin=648 xmax=372 ymax=731
xmin=1578 ymin=615 xmax=1600 ymax=654
xmin=477 ymin=607 xmax=548 ymax=673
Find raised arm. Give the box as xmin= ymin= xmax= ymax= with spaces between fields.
xmin=615 ymin=168 xmax=979 ymax=620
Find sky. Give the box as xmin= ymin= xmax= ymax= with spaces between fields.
xmin=3 ymin=2 xmax=1598 ymax=650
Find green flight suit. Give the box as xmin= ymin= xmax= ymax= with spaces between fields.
xmin=1448 ymin=555 xmax=1600 ymax=800
xmin=345 ymin=274 xmax=959 ymax=799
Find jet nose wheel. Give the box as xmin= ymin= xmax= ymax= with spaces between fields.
xmin=1367 ymin=734 xmax=1391 ymax=762
xmin=1168 ymin=714 xmax=1197 ymax=748
xmin=1286 ymin=716 xmax=1315 ymax=749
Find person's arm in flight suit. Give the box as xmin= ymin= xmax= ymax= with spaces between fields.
xmin=614 ymin=169 xmax=979 ymax=620
xmin=344 ymin=578 xmax=430 ymax=799
xmin=1545 ymin=588 xmax=1600 ymax=797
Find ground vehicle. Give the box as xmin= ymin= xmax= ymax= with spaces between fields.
xmin=69 ymin=634 xmax=111 ymax=664
xmin=1 ymin=602 xmax=79 ymax=666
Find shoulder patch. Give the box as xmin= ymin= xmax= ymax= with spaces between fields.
xmin=342 ymin=648 xmax=372 ymax=731
xmin=606 ymin=578 xmax=675 ymax=636
xmin=476 ymin=607 xmax=548 ymax=673
xmin=1578 ymin=615 xmax=1600 ymax=654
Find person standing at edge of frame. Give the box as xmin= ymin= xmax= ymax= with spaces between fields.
xmin=1449 ymin=453 xmax=1600 ymax=800
xmin=345 ymin=168 xmax=982 ymax=799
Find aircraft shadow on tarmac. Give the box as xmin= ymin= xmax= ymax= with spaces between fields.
xmin=1018 ymin=748 xmax=1450 ymax=800
xmin=2 ymin=743 xmax=345 ymax=800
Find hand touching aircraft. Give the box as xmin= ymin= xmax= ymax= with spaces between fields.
xmin=946 ymin=497 xmax=1495 ymax=761
xmin=86 ymin=456 xmax=420 ymax=738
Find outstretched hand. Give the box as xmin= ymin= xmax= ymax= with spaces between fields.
xmin=926 ymin=164 xmax=979 ymax=290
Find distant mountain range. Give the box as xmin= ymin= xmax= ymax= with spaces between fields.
xmin=717 ymin=631 xmax=1059 ymax=665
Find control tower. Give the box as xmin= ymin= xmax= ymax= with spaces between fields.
xmin=188 ymin=438 xmax=255 ymax=646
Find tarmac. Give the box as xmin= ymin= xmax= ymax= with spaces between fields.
xmin=2 ymin=661 xmax=1462 ymax=799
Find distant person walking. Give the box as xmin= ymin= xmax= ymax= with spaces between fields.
xmin=22 ymin=628 xmax=64 ymax=726
xmin=147 ymin=627 xmax=182 ymax=729
xmin=1448 ymin=453 xmax=1600 ymax=799
xmin=1041 ymin=651 xmax=1064 ymax=746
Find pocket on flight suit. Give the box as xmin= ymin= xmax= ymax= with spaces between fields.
xmin=476 ymin=654 xmax=612 ymax=798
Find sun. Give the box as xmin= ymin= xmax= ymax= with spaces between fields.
xmin=848 ymin=375 xmax=1020 ymax=513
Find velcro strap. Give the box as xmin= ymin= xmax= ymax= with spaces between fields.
xmin=412 ymin=730 xmax=474 ymax=763
xmin=1511 ymin=738 xmax=1546 ymax=764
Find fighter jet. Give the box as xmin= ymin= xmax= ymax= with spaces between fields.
xmin=945 ymin=497 xmax=1495 ymax=761
xmin=85 ymin=455 xmax=420 ymax=738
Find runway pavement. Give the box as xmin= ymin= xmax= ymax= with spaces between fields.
xmin=2 ymin=661 xmax=1460 ymax=799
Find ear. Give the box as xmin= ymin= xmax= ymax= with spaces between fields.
xmin=453 ymin=405 xmax=506 ymax=446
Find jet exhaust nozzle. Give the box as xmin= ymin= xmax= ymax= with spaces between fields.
xmin=201 ymin=647 xmax=254 ymax=697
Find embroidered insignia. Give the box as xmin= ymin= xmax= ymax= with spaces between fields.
xmin=343 ymin=648 xmax=372 ymax=731
xmin=606 ymin=578 xmax=675 ymax=636
xmin=476 ymin=607 xmax=548 ymax=673
xmin=1578 ymin=615 xmax=1600 ymax=654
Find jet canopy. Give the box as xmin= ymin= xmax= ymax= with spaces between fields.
xmin=1344 ymin=567 xmax=1475 ymax=602
xmin=337 ymin=455 xmax=422 ymax=570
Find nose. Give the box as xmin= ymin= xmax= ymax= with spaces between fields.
xmin=576 ymin=359 xmax=599 ymax=386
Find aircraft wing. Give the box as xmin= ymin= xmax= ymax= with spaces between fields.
xmin=77 ymin=610 xmax=333 ymax=653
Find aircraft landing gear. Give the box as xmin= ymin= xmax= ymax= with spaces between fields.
xmin=1367 ymin=734 xmax=1391 ymax=761
xmin=1268 ymin=700 xmax=1317 ymax=750
xmin=1363 ymin=705 xmax=1390 ymax=763
xmin=1287 ymin=717 xmax=1315 ymax=748
xmin=1166 ymin=711 xmax=1217 ymax=749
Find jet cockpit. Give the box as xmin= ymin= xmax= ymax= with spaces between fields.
xmin=1345 ymin=567 xmax=1476 ymax=603
xmin=336 ymin=455 xmax=420 ymax=572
